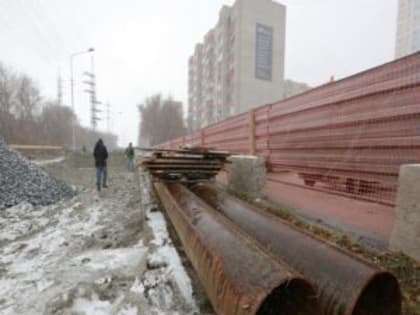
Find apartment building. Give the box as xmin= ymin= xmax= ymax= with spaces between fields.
xmin=188 ymin=0 xmax=286 ymax=130
xmin=396 ymin=0 xmax=420 ymax=58
xmin=188 ymin=44 xmax=203 ymax=130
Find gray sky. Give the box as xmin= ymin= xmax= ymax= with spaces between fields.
xmin=0 ymin=0 xmax=398 ymax=146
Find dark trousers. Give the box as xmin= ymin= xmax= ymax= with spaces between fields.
xmin=96 ymin=166 xmax=107 ymax=187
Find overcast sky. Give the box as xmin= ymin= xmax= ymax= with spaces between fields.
xmin=0 ymin=0 xmax=398 ymax=146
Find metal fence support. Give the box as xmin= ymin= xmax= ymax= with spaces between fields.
xmin=249 ymin=110 xmax=256 ymax=155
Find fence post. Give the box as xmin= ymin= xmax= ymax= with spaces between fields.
xmin=201 ymin=129 xmax=205 ymax=147
xmin=249 ymin=110 xmax=256 ymax=155
xmin=390 ymin=164 xmax=420 ymax=261
xmin=267 ymin=105 xmax=272 ymax=172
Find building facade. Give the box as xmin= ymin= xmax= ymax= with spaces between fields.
xmin=188 ymin=44 xmax=204 ymax=131
xmin=188 ymin=0 xmax=286 ymax=130
xmin=282 ymin=79 xmax=311 ymax=99
xmin=396 ymin=0 xmax=420 ymax=58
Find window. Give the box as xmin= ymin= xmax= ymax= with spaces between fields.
xmin=255 ymin=23 xmax=273 ymax=81
xmin=412 ymin=28 xmax=420 ymax=51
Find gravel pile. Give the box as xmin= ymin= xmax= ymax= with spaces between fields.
xmin=0 ymin=140 xmax=76 ymax=210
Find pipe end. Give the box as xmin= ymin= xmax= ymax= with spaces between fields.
xmin=257 ymin=278 xmax=320 ymax=315
xmin=351 ymin=272 xmax=402 ymax=315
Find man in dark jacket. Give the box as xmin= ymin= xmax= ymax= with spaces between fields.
xmin=125 ymin=142 xmax=135 ymax=172
xmin=93 ymin=139 xmax=108 ymax=191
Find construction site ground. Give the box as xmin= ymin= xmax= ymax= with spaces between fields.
xmin=1 ymin=152 xmax=418 ymax=314
xmin=0 ymin=153 xmax=214 ymax=315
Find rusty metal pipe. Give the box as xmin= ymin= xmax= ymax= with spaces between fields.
xmin=154 ymin=182 xmax=320 ymax=315
xmin=191 ymin=183 xmax=402 ymax=315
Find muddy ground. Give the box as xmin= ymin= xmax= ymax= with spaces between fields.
xmin=0 ymin=153 xmax=214 ymax=315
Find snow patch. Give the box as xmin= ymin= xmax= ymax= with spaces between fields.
xmin=116 ymin=304 xmax=139 ymax=315
xmin=71 ymin=293 xmax=114 ymax=315
xmin=146 ymin=210 xmax=197 ymax=308
xmin=130 ymin=277 xmax=145 ymax=294
xmin=75 ymin=247 xmax=147 ymax=276
xmin=33 ymin=156 xmax=66 ymax=166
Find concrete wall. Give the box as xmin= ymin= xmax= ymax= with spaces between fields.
xmin=390 ymin=164 xmax=420 ymax=261
xmin=227 ymin=155 xmax=266 ymax=199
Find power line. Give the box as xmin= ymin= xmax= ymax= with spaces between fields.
xmin=14 ymin=0 xmax=58 ymax=67
xmin=30 ymin=0 xmax=75 ymax=57
xmin=83 ymin=56 xmax=101 ymax=130
xmin=106 ymin=102 xmax=111 ymax=133
xmin=57 ymin=71 xmax=63 ymax=106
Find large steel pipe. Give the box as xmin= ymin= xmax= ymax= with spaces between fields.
xmin=154 ymin=182 xmax=320 ymax=315
xmin=191 ymin=183 xmax=402 ymax=315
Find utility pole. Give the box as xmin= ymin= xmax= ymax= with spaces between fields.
xmin=106 ymin=102 xmax=111 ymax=133
xmin=70 ymin=47 xmax=94 ymax=150
xmin=57 ymin=72 xmax=63 ymax=106
xmin=83 ymin=55 xmax=101 ymax=130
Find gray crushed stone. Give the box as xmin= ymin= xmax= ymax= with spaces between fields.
xmin=0 ymin=140 xmax=76 ymax=210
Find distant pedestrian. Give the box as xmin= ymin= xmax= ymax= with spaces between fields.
xmin=125 ymin=142 xmax=135 ymax=172
xmin=93 ymin=139 xmax=108 ymax=191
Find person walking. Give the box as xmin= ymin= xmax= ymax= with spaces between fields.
xmin=93 ymin=139 xmax=108 ymax=191
xmin=125 ymin=142 xmax=135 ymax=172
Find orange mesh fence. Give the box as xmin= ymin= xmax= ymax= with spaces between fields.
xmin=158 ymin=52 xmax=420 ymax=207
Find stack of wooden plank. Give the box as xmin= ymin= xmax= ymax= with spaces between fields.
xmin=140 ymin=147 xmax=230 ymax=182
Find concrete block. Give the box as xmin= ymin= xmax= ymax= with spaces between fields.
xmin=390 ymin=164 xmax=420 ymax=262
xmin=227 ymin=155 xmax=266 ymax=199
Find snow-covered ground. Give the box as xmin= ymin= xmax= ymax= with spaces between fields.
xmin=32 ymin=156 xmax=66 ymax=166
xmin=0 ymin=159 xmax=205 ymax=315
xmin=145 ymin=210 xmax=197 ymax=312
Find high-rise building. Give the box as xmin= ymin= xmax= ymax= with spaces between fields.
xmin=188 ymin=44 xmax=204 ymax=131
xmin=396 ymin=0 xmax=420 ymax=58
xmin=188 ymin=0 xmax=286 ymax=130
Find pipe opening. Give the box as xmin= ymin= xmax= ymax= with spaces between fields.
xmin=351 ymin=273 xmax=402 ymax=315
xmin=256 ymin=279 xmax=319 ymax=315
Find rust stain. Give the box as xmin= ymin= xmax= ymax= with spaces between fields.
xmin=191 ymin=183 xmax=402 ymax=315
xmin=154 ymin=181 xmax=320 ymax=315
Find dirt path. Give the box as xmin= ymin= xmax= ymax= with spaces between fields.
xmin=0 ymin=155 xmax=212 ymax=315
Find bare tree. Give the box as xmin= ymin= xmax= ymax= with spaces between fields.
xmin=15 ymin=74 xmax=41 ymax=120
xmin=139 ymin=94 xmax=162 ymax=146
xmin=159 ymin=98 xmax=186 ymax=143
xmin=0 ymin=60 xmax=118 ymax=148
xmin=40 ymin=102 xmax=76 ymax=146
xmin=0 ymin=62 xmax=18 ymax=142
xmin=138 ymin=94 xmax=186 ymax=146
xmin=0 ymin=62 xmax=17 ymax=113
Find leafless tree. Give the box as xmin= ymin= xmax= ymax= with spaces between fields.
xmin=0 ymin=62 xmax=16 ymax=113
xmin=40 ymin=102 xmax=76 ymax=146
xmin=138 ymin=94 xmax=186 ymax=146
xmin=0 ymin=60 xmax=118 ymax=149
xmin=15 ymin=74 xmax=41 ymax=120
xmin=0 ymin=62 xmax=18 ymax=142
